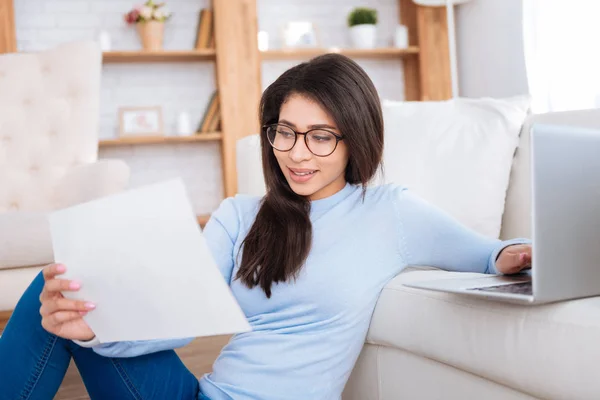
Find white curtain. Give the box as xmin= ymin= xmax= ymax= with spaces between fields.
xmin=523 ymin=0 xmax=600 ymax=113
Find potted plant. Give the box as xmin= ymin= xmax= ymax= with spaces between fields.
xmin=124 ymin=1 xmax=172 ymax=51
xmin=347 ymin=7 xmax=378 ymax=49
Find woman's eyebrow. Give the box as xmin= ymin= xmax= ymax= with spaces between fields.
xmin=279 ymin=119 xmax=338 ymax=130
xmin=309 ymin=124 xmax=338 ymax=130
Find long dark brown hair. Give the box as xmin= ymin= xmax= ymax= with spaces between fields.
xmin=236 ymin=54 xmax=384 ymax=298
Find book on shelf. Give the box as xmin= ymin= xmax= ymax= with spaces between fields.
xmin=197 ymin=91 xmax=220 ymax=133
xmin=194 ymin=8 xmax=214 ymax=49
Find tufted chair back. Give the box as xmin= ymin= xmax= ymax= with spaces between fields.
xmin=0 ymin=41 xmax=101 ymax=212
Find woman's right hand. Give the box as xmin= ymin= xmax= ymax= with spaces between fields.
xmin=40 ymin=263 xmax=96 ymax=341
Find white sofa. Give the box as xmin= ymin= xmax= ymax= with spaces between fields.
xmin=236 ymin=108 xmax=600 ymax=400
xmin=0 ymin=42 xmax=130 ymax=311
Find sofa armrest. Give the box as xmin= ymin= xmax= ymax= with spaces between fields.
xmin=54 ymin=159 xmax=130 ymax=208
xmin=0 ymin=212 xmax=53 ymax=269
xmin=0 ymin=160 xmax=129 ymax=271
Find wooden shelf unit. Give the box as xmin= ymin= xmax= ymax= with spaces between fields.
xmin=260 ymin=46 xmax=420 ymax=60
xmin=99 ymin=133 xmax=222 ymax=147
xmin=102 ymin=49 xmax=216 ymax=63
xmin=257 ymin=1 xmax=452 ymax=102
xmin=95 ymin=1 xmax=263 ymax=228
xmin=0 ymin=0 xmax=16 ymax=53
xmin=0 ymin=0 xmax=451 ymax=227
xmin=97 ymin=1 xmax=264 ymax=225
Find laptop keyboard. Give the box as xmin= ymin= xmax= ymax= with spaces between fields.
xmin=468 ymin=281 xmax=533 ymax=296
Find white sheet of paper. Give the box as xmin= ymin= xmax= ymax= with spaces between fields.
xmin=48 ymin=178 xmax=251 ymax=343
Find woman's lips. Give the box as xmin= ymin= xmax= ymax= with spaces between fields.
xmin=288 ymin=168 xmax=318 ymax=183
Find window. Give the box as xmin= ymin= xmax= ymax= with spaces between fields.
xmin=523 ymin=0 xmax=600 ymax=113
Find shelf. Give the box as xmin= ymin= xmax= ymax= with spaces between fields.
xmin=197 ymin=214 xmax=211 ymax=227
xmin=102 ymin=49 xmax=216 ymax=63
xmin=99 ymin=133 xmax=222 ymax=147
xmin=260 ymin=47 xmax=420 ymax=60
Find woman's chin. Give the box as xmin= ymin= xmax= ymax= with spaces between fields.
xmin=286 ymin=178 xmax=319 ymax=198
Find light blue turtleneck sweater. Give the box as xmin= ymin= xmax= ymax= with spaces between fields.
xmin=80 ymin=183 xmax=527 ymax=400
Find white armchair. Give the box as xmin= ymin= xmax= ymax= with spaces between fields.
xmin=0 ymin=41 xmax=130 ymax=311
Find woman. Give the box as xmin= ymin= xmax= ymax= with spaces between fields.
xmin=0 ymin=54 xmax=532 ymax=400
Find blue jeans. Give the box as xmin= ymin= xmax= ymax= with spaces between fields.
xmin=0 ymin=272 xmax=211 ymax=400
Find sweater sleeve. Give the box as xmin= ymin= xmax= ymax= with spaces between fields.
xmin=75 ymin=197 xmax=242 ymax=358
xmin=393 ymin=187 xmax=531 ymax=274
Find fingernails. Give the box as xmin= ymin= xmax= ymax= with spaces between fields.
xmin=79 ymin=311 xmax=88 ymax=316
xmin=56 ymin=264 xmax=66 ymax=273
xmin=85 ymin=302 xmax=96 ymax=310
xmin=69 ymin=281 xmax=81 ymax=290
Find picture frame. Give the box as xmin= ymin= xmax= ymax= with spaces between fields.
xmin=281 ymin=21 xmax=320 ymax=49
xmin=118 ymin=106 xmax=164 ymax=137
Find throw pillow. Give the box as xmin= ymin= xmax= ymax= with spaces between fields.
xmin=378 ymin=96 xmax=531 ymax=238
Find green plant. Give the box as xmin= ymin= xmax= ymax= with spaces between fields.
xmin=347 ymin=7 xmax=378 ymax=27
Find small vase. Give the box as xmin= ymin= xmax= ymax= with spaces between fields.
xmin=349 ymin=24 xmax=377 ymax=49
xmin=136 ymin=21 xmax=165 ymax=51
xmin=393 ymin=25 xmax=409 ymax=48
xmin=176 ymin=111 xmax=193 ymax=136
xmin=98 ymin=30 xmax=111 ymax=51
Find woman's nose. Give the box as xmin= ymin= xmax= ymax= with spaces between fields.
xmin=288 ymin=135 xmax=312 ymax=162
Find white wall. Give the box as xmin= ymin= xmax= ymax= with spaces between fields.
xmin=14 ymin=0 xmax=404 ymax=214
xmin=456 ymin=0 xmax=529 ymax=98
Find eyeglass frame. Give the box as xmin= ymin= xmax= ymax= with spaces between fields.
xmin=263 ymin=123 xmax=344 ymax=157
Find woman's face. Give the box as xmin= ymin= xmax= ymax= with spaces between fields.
xmin=273 ymin=93 xmax=349 ymax=200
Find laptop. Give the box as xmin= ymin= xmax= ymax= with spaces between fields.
xmin=404 ymin=123 xmax=600 ymax=305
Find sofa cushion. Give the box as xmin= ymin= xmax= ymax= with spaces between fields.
xmin=368 ymin=268 xmax=600 ymax=400
xmin=0 ymin=267 xmax=43 ymax=311
xmin=380 ymin=96 xmax=530 ymax=238
xmin=501 ymin=108 xmax=600 ymax=240
xmin=236 ymin=134 xmax=266 ymax=197
xmin=0 ymin=211 xmax=53 ymax=270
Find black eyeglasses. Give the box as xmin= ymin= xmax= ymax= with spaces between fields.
xmin=264 ymin=123 xmax=344 ymax=157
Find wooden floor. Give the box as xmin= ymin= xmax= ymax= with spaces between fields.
xmin=0 ymin=313 xmax=230 ymax=400
xmin=0 ymin=310 xmax=10 ymax=330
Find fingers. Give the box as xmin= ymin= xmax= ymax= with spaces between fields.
xmin=497 ymin=244 xmax=533 ymax=274
xmin=510 ymin=245 xmax=532 ymax=273
xmin=49 ymin=311 xmax=86 ymax=326
xmin=40 ymin=298 xmax=95 ymax=317
xmin=515 ymin=252 xmax=531 ymax=266
xmin=42 ymin=263 xmax=66 ymax=281
xmin=509 ymin=250 xmax=524 ymax=265
xmin=44 ymin=278 xmax=81 ymax=294
xmin=40 ymin=264 xmax=82 ymax=304
xmin=515 ymin=245 xmax=532 ymax=269
xmin=504 ymin=263 xmax=525 ymax=275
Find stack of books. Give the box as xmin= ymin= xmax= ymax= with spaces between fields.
xmin=197 ymin=91 xmax=220 ymax=133
xmin=195 ymin=9 xmax=215 ymax=49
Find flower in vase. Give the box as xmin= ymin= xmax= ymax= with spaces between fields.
xmin=124 ymin=1 xmax=172 ymax=25
xmin=124 ymin=9 xmax=140 ymax=24
xmin=139 ymin=5 xmax=153 ymax=20
xmin=153 ymin=8 xmax=164 ymax=20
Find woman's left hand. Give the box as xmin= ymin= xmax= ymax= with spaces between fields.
xmin=496 ymin=244 xmax=532 ymax=275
